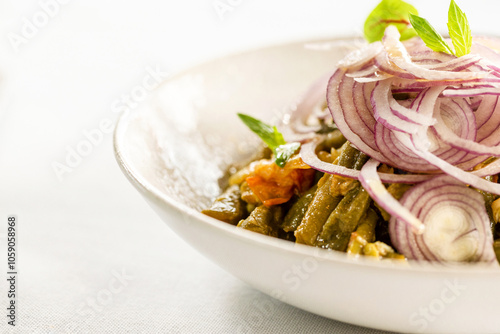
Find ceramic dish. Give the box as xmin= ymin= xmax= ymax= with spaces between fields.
xmin=113 ymin=38 xmax=500 ymax=334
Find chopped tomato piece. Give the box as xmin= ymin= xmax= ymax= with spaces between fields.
xmin=245 ymin=155 xmax=316 ymax=206
xmin=246 ymin=176 xmax=293 ymax=206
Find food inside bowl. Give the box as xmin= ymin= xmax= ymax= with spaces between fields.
xmin=203 ymin=129 xmax=408 ymax=260
xmin=203 ymin=0 xmax=500 ymax=264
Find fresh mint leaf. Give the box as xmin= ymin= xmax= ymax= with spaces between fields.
xmin=275 ymin=143 xmax=301 ymax=168
xmin=364 ymin=0 xmax=418 ymax=43
xmin=237 ymin=113 xmax=285 ymax=150
xmin=237 ymin=113 xmax=300 ymax=167
xmin=447 ymin=0 xmax=471 ymax=57
xmin=409 ymin=13 xmax=454 ymax=55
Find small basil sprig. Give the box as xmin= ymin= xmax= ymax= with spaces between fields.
xmin=408 ymin=0 xmax=471 ymax=56
xmin=408 ymin=13 xmax=454 ymax=55
xmin=237 ymin=113 xmax=300 ymax=168
xmin=447 ymin=0 xmax=472 ymax=57
xmin=364 ymin=0 xmax=418 ymax=43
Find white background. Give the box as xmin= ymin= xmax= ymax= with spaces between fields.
xmin=0 ymin=0 xmax=499 ymax=333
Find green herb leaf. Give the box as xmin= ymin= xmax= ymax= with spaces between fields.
xmin=237 ymin=113 xmax=285 ymax=150
xmin=408 ymin=13 xmax=454 ymax=55
xmin=364 ymin=0 xmax=418 ymax=43
xmin=237 ymin=113 xmax=300 ymax=167
xmin=275 ymin=143 xmax=301 ymax=168
xmin=447 ymin=0 xmax=471 ymax=57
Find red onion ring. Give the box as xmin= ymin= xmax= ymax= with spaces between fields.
xmin=389 ymin=175 xmax=496 ymax=263
xmin=299 ymin=139 xmax=432 ymax=183
xmin=359 ymin=159 xmax=424 ymax=234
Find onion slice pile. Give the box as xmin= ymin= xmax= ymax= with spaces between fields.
xmin=295 ymin=26 xmax=500 ymax=263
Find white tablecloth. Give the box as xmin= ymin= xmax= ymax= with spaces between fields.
xmin=1 ymin=1 xmax=499 ymax=333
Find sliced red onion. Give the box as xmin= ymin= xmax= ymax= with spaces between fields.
xmin=471 ymin=158 xmax=500 ymax=177
xmin=437 ymin=99 xmax=476 ymax=142
xmin=476 ymin=96 xmax=500 ymax=142
xmin=389 ymin=175 xmax=497 ymax=263
xmin=330 ymin=67 xmax=482 ymax=172
xmin=299 ymin=139 xmax=432 ymax=183
xmin=470 ymin=96 xmax=483 ymax=110
xmin=392 ymin=76 xmax=500 ymax=89
xmin=301 ymin=136 xmax=500 ymax=181
xmin=374 ymin=123 xmax=437 ymax=171
xmin=391 ymin=87 xmax=424 ymax=94
xmin=313 ymin=26 xmax=500 ymax=264
xmin=288 ymin=72 xmax=332 ymax=134
xmin=433 ymin=108 xmax=500 ymax=157
xmin=472 ymin=37 xmax=500 ymax=65
xmin=446 ymin=96 xmax=500 ymax=168
xmin=395 ymin=131 xmax=500 ymax=195
xmin=389 ymin=89 xmax=436 ymax=126
xmin=374 ymin=52 xmax=418 ymax=80
xmin=374 ymin=53 xmax=481 ymax=80
xmin=328 ymin=70 xmax=386 ymax=161
xmin=337 ymin=41 xmax=383 ymax=69
xmin=345 ymin=61 xmax=379 ymax=79
xmin=353 ymin=72 xmax=393 ymax=83
xmin=422 ymin=54 xmax=481 ymax=72
xmin=382 ymin=26 xmax=486 ymax=81
xmin=371 ymin=94 xmax=474 ymax=172
xmin=371 ymin=80 xmax=420 ymax=133
xmin=475 ymin=95 xmax=498 ymax=128
xmin=442 ymin=86 xmax=500 ymax=97
xmin=360 ymin=159 xmax=424 ymax=234
xmin=408 ymin=50 xmax=455 ymax=63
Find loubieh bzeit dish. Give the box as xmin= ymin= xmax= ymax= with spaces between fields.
xmin=203 ymin=0 xmax=500 ymax=264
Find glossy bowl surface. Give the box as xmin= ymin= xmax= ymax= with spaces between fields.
xmin=114 ymin=38 xmax=500 ymax=334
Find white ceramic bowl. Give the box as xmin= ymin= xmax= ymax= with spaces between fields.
xmin=113 ymin=38 xmax=500 ymax=334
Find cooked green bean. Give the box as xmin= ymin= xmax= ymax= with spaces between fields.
xmin=323 ymin=129 xmax=346 ymax=149
xmin=331 ymin=142 xmax=369 ymax=196
xmin=202 ymin=185 xmax=246 ymax=225
xmin=240 ymin=181 xmax=261 ymax=205
xmin=494 ymin=240 xmax=500 ymax=264
xmin=478 ymin=175 xmax=499 ymax=233
xmin=281 ymin=184 xmax=318 ymax=232
xmin=352 ymin=151 xmax=369 ymax=170
xmin=316 ymin=182 xmax=372 ymax=251
xmin=237 ymin=205 xmax=282 ymax=237
xmin=246 ymin=203 xmax=257 ymax=214
xmin=347 ymin=208 xmax=378 ymax=255
xmin=317 ymin=150 xmax=335 ymax=163
xmin=484 ymin=191 xmax=497 ymax=231
xmin=336 ymin=141 xmax=359 ymax=168
xmin=316 ymin=130 xmax=345 ymax=163
xmin=295 ymin=174 xmax=342 ymax=245
xmin=338 ymin=186 xmax=371 ymax=232
xmin=492 ymin=199 xmax=500 ymax=240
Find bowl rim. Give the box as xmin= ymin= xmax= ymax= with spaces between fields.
xmin=113 ymin=36 xmax=500 ymax=277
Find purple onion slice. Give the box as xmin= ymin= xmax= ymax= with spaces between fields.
xmin=388 ymin=175 xmax=497 ymax=264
